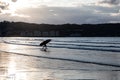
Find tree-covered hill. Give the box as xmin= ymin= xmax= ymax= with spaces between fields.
xmin=0 ymin=21 xmax=120 ymax=37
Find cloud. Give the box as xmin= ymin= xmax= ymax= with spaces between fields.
xmin=0 ymin=0 xmax=17 ymax=12
xmin=0 ymin=1 xmax=9 ymax=10
xmin=13 ymin=6 xmax=120 ymax=24
xmin=99 ymin=0 xmax=120 ymax=5
xmin=12 ymin=0 xmax=17 ymax=2
xmin=0 ymin=1 xmax=120 ymax=24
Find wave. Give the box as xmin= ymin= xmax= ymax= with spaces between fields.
xmin=3 ymin=40 xmax=120 ymax=52
xmin=3 ymin=38 xmax=120 ymax=46
xmin=49 ymin=43 xmax=120 ymax=48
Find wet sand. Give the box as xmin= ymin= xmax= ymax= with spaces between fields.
xmin=0 ymin=51 xmax=120 ymax=80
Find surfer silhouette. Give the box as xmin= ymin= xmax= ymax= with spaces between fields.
xmin=40 ymin=39 xmax=51 ymax=51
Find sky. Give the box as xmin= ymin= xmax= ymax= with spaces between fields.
xmin=0 ymin=0 xmax=120 ymax=24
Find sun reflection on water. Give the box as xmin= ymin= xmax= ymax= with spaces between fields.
xmin=7 ymin=58 xmax=55 ymax=80
xmin=1 ymin=43 xmax=53 ymax=80
xmin=7 ymin=55 xmax=17 ymax=80
xmin=7 ymin=55 xmax=27 ymax=80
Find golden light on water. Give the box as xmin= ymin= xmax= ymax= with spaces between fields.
xmin=7 ymin=59 xmax=16 ymax=80
xmin=8 ymin=45 xmax=18 ymax=50
xmin=8 ymin=58 xmax=16 ymax=74
xmin=0 ymin=43 xmax=27 ymax=80
xmin=7 ymin=55 xmax=27 ymax=80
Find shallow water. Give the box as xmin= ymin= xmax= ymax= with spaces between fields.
xmin=0 ymin=37 xmax=120 ymax=80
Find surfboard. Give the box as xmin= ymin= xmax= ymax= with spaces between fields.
xmin=40 ymin=39 xmax=51 ymax=46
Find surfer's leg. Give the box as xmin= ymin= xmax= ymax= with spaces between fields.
xmin=42 ymin=45 xmax=46 ymax=50
xmin=44 ymin=44 xmax=47 ymax=49
xmin=41 ymin=45 xmax=44 ymax=50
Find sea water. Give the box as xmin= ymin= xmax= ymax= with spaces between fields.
xmin=0 ymin=37 xmax=120 ymax=80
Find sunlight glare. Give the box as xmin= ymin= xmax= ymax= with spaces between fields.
xmin=9 ymin=0 xmax=30 ymax=11
xmin=1 ymin=0 xmax=32 ymax=15
xmin=0 ymin=0 xmax=32 ymax=18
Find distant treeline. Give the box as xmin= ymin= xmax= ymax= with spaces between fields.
xmin=0 ymin=21 xmax=120 ymax=37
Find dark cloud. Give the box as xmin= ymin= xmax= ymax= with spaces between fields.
xmin=14 ymin=6 xmax=120 ymax=24
xmin=99 ymin=0 xmax=120 ymax=5
xmin=0 ymin=1 xmax=9 ymax=10
xmin=12 ymin=0 xmax=17 ymax=2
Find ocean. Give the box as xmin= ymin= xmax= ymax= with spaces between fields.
xmin=0 ymin=37 xmax=120 ymax=80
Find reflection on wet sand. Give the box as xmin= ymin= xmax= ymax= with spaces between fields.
xmin=0 ymin=52 xmax=55 ymax=80
xmin=0 ymin=51 xmax=120 ymax=80
xmin=0 ymin=52 xmax=12 ymax=80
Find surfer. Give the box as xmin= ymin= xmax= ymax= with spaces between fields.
xmin=40 ymin=39 xmax=51 ymax=51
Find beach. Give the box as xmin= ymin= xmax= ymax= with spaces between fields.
xmin=0 ymin=37 xmax=120 ymax=80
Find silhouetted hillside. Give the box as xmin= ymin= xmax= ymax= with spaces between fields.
xmin=0 ymin=21 xmax=120 ymax=37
